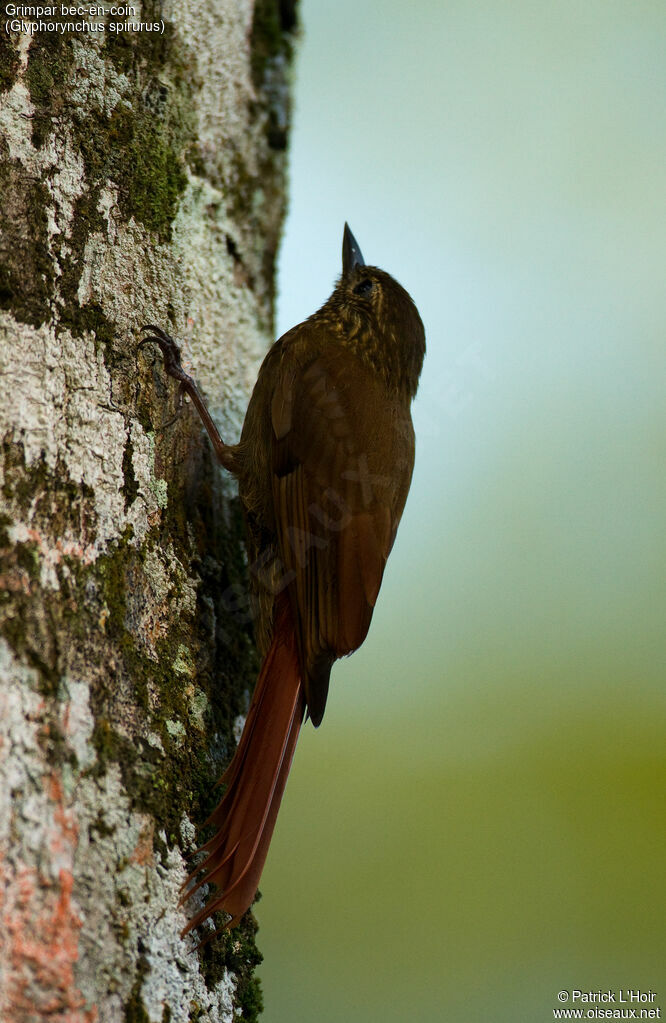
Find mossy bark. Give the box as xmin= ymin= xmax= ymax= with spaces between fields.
xmin=0 ymin=4 xmax=297 ymax=1020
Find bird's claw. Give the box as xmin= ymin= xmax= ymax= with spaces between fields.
xmin=139 ymin=324 xmax=188 ymax=383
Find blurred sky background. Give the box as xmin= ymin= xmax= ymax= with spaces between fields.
xmin=256 ymin=2 xmax=666 ymax=1020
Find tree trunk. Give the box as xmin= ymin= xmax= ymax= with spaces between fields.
xmin=0 ymin=3 xmax=297 ymax=1019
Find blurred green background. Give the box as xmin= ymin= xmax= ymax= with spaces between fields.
xmin=257 ymin=1 xmax=666 ymax=1019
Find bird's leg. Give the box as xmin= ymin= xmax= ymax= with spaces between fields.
xmin=139 ymin=325 xmax=240 ymax=475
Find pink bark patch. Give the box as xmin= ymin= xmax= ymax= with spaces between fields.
xmin=0 ymin=770 xmax=98 ymax=1022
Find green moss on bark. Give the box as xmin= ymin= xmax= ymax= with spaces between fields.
xmin=25 ymin=30 xmax=75 ymax=148
xmin=107 ymin=102 xmax=188 ymax=237
xmin=124 ymin=949 xmax=151 ymax=1023
xmin=0 ymin=31 xmax=19 ymax=94
xmin=8 ymin=51 xmax=191 ymax=331
xmin=0 ymin=158 xmax=53 ymax=326
xmin=23 ymin=16 xmax=191 ymax=248
xmin=197 ymin=912 xmax=264 ymax=1022
xmin=250 ymin=0 xmax=298 ymax=92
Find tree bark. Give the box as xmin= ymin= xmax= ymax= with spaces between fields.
xmin=0 ymin=2 xmax=297 ymax=1019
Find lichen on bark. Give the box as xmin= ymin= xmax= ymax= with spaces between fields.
xmin=0 ymin=2 xmax=298 ymax=1020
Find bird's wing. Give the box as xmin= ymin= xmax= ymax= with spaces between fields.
xmin=270 ymin=339 xmax=415 ymax=724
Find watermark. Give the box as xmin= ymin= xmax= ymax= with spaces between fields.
xmin=416 ymin=339 xmax=496 ymax=438
xmin=553 ymin=990 xmax=661 ymax=1020
xmin=3 ymin=3 xmax=164 ymax=35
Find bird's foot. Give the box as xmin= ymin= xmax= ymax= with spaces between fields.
xmin=138 ymin=323 xmax=240 ymax=473
xmin=139 ymin=324 xmax=191 ymax=386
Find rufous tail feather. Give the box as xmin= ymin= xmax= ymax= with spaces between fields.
xmin=181 ymin=597 xmax=304 ymax=934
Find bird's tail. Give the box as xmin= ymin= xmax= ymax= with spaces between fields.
xmin=181 ymin=597 xmax=305 ymax=933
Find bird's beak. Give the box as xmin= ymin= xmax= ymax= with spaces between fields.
xmin=342 ymin=222 xmax=365 ymax=275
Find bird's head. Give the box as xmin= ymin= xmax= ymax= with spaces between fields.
xmin=323 ymin=223 xmax=425 ymax=400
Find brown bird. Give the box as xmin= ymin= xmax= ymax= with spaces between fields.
xmin=141 ymin=224 xmax=425 ymax=933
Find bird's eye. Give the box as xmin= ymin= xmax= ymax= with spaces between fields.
xmin=353 ymin=278 xmax=374 ymax=296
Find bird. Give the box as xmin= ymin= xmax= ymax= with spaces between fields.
xmin=141 ymin=223 xmax=425 ymax=934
